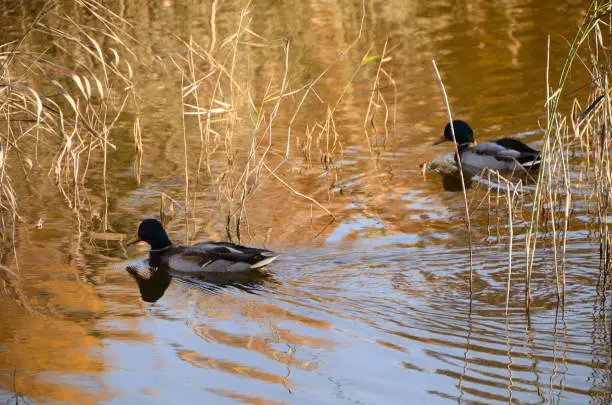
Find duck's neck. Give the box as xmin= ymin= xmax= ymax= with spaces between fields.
xmin=148 ymin=243 xmax=172 ymax=268
xmin=149 ymin=245 xmax=172 ymax=252
xmin=457 ymin=142 xmax=473 ymax=153
xmin=149 ymin=231 xmax=173 ymax=251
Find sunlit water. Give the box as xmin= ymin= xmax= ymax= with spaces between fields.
xmin=1 ymin=0 xmax=610 ymax=404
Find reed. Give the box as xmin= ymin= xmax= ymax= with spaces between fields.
xmin=0 ymin=0 xmax=397 ymax=258
xmin=424 ymin=1 xmax=612 ymax=311
xmin=0 ymin=0 xmax=139 ymax=246
xmin=523 ymin=0 xmax=612 ymax=308
xmin=420 ymin=2 xmax=612 ymax=312
xmin=432 ymin=60 xmax=474 ymax=291
xmin=166 ymin=0 xmax=395 ymax=243
xmin=458 ymin=1 xmax=612 ymax=311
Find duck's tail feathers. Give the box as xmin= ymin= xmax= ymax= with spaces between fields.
xmin=517 ymin=151 xmax=541 ymax=169
xmin=250 ymin=253 xmax=279 ymax=269
xmin=522 ymin=158 xmax=541 ymax=169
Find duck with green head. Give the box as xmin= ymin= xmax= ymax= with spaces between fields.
xmin=434 ymin=120 xmax=541 ymax=172
xmin=127 ymin=219 xmax=279 ymax=274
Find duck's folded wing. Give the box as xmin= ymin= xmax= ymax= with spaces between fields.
xmin=472 ymin=140 xmax=539 ymax=164
xmin=493 ymin=138 xmax=539 ymax=154
xmin=494 ymin=138 xmax=540 ymax=166
xmin=470 ymin=142 xmax=520 ymax=161
xmin=183 ymin=243 xmax=278 ymax=268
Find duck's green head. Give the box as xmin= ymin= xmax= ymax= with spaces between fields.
xmin=434 ymin=120 xmax=474 ymax=145
xmin=130 ymin=218 xmax=172 ymax=250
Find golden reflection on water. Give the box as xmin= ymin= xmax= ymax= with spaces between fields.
xmin=178 ymin=349 xmax=289 ymax=386
xmin=193 ymin=327 xmax=315 ymax=368
xmin=0 ymin=0 xmax=608 ymax=404
xmin=0 ymin=249 xmax=107 ymax=403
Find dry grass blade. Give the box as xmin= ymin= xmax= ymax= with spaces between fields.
xmin=0 ymin=0 xmax=139 ymax=242
xmin=524 ymin=1 xmax=612 ymax=308
xmin=262 ymin=162 xmax=334 ymax=219
xmin=432 ymin=59 xmax=474 ymax=291
xmin=283 ymin=0 xmax=366 ymax=158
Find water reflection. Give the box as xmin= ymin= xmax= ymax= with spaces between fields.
xmin=440 ymin=170 xmax=473 ymax=192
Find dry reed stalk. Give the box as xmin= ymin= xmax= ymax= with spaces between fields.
xmin=524 ymin=1 xmax=612 ymax=308
xmin=432 ymin=60 xmax=474 ymax=290
xmin=0 ymin=0 xmax=139 ymax=254
xmin=380 ymin=64 xmax=398 ymax=145
xmin=479 ymin=170 xmax=520 ymax=314
xmin=363 ymin=39 xmax=393 ymax=151
xmin=184 ymin=37 xmax=210 ymax=223
xmin=283 ymin=0 xmax=366 ymax=159
xmin=133 ymin=116 xmax=142 ymax=184
xmin=179 ymin=75 xmax=191 ymax=242
xmin=168 ymin=0 xmax=389 ymax=242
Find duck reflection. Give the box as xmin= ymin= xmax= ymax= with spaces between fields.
xmin=438 ymin=167 xmax=538 ymax=192
xmin=440 ymin=170 xmax=474 ymax=191
xmin=126 ymin=263 xmax=272 ymax=303
xmin=126 ymin=265 xmax=172 ymax=302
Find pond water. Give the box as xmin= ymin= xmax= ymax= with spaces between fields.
xmin=1 ymin=0 xmax=610 ymax=404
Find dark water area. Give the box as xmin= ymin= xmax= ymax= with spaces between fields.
xmin=0 ymin=0 xmax=610 ymax=404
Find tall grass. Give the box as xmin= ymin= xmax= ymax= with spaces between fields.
xmin=0 ymin=0 xmax=138 ymax=225
xmin=167 ymin=0 xmax=395 ymax=243
xmin=436 ymin=1 xmax=612 ymax=311
xmin=523 ymin=0 xmax=612 ymax=308
xmin=0 ymin=0 xmax=140 ymax=293
xmin=0 ymin=0 xmax=397 ymax=256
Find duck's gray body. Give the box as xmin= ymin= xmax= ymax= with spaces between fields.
xmin=459 ymin=139 xmax=541 ymax=172
xmin=153 ymin=242 xmax=279 ymax=274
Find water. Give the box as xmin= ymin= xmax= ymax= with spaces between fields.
xmin=0 ymin=0 xmax=610 ymax=404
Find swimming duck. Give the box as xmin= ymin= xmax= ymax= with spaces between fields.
xmin=433 ymin=120 xmax=541 ymax=172
xmin=127 ymin=219 xmax=279 ymax=274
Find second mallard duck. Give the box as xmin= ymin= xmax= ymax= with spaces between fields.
xmin=128 ymin=219 xmax=279 ymax=274
xmin=434 ymin=120 xmax=541 ymax=172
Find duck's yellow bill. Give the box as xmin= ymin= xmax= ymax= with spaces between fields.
xmin=126 ymin=236 xmax=141 ymax=246
xmin=432 ymin=135 xmax=447 ymax=145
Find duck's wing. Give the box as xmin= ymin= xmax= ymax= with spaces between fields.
xmin=494 ymin=138 xmax=541 ymax=167
xmin=181 ymin=242 xmax=279 ymax=270
xmin=472 ymin=139 xmax=540 ymax=166
xmin=493 ymin=138 xmax=539 ymax=155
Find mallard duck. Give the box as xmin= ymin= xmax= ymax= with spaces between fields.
xmin=433 ymin=120 xmax=541 ymax=172
xmin=127 ymin=219 xmax=279 ymax=274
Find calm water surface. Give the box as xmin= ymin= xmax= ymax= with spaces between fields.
xmin=1 ymin=0 xmax=610 ymax=404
